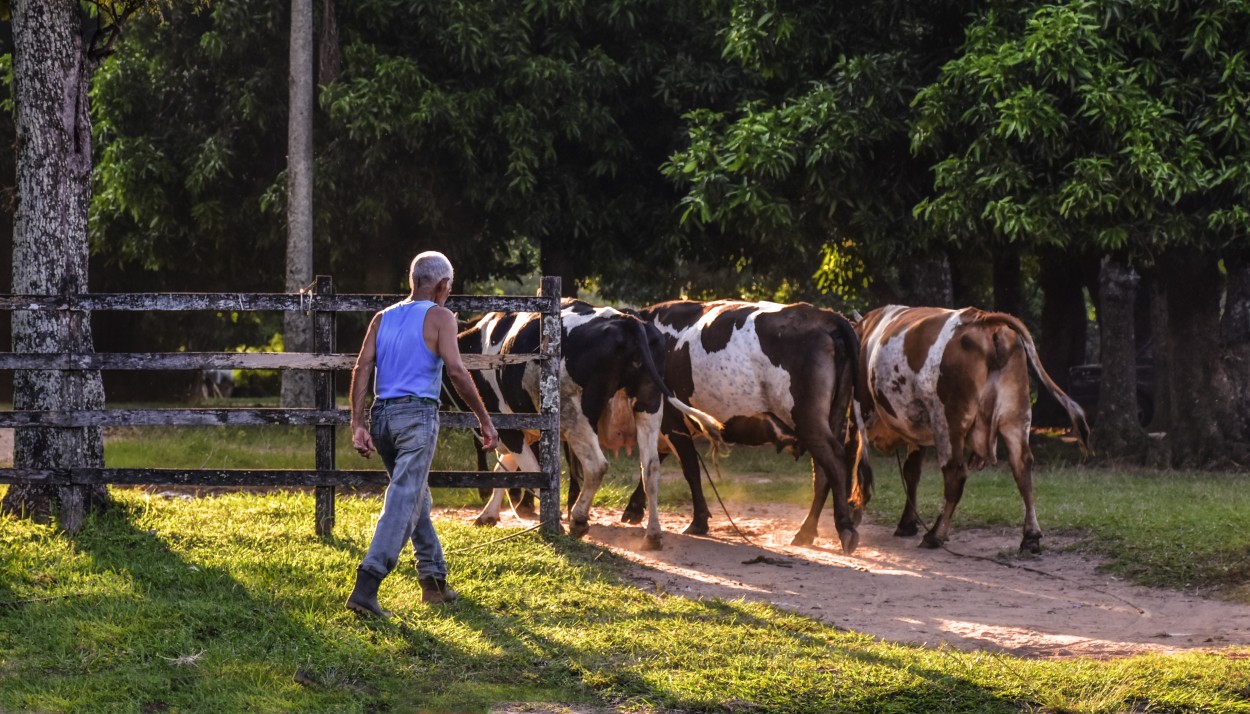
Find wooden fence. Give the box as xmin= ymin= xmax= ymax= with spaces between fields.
xmin=0 ymin=275 xmax=564 ymax=535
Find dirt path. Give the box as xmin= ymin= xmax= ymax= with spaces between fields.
xmin=465 ymin=502 xmax=1250 ymax=659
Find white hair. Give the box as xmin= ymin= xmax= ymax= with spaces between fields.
xmin=409 ymin=251 xmax=454 ymax=289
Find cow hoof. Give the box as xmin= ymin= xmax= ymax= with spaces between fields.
xmin=920 ymin=532 xmax=944 ymax=549
xmin=474 ymin=515 xmax=499 ymax=527
xmin=570 ymin=520 xmax=590 ymax=538
xmin=789 ymin=530 xmax=816 ymax=546
xmin=838 ymin=529 xmax=859 ymax=555
xmin=681 ymin=522 xmax=709 ymax=536
xmin=1020 ymin=534 xmax=1043 ymax=554
xmin=620 ymin=508 xmax=644 ymax=525
xmin=514 ymin=504 xmax=538 ymax=520
xmin=641 ymin=535 xmax=663 ymax=551
xmin=894 ymin=522 xmax=919 ymax=538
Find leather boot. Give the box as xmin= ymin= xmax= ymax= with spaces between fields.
xmin=419 ymin=576 xmax=460 ymax=605
xmin=346 ymin=567 xmax=392 ymax=618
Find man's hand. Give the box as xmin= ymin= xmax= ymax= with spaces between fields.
xmin=353 ymin=426 xmax=375 ymax=458
xmin=479 ymin=420 xmax=499 ymax=451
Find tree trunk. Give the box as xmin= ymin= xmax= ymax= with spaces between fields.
xmin=318 ymin=0 xmax=341 ymax=85
xmin=1146 ymin=272 xmax=1171 ymax=434
xmin=898 ymin=251 xmax=953 ymax=308
xmin=1 ymin=0 xmax=110 ymax=530
xmin=1092 ymin=255 xmax=1147 ymax=457
xmin=992 ymin=242 xmax=1022 ymax=317
xmin=1032 ymin=251 xmax=1088 ymax=427
xmin=1161 ymin=251 xmax=1227 ymax=467
xmin=1215 ymin=252 xmax=1250 ymax=461
xmin=282 ymin=0 xmax=315 ymax=407
xmin=540 ymin=237 xmax=581 ymax=298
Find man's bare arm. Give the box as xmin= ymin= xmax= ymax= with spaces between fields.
xmin=350 ymin=313 xmax=382 ymax=457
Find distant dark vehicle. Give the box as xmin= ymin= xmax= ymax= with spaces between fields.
xmin=1067 ymin=344 xmax=1154 ymax=427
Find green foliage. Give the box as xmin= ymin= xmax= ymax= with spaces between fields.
xmin=86 ymin=0 xmax=758 ymax=303
xmin=664 ymin=1 xmax=981 ymax=304
xmin=912 ymin=1 xmax=1250 ymax=259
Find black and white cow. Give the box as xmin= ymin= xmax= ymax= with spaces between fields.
xmin=456 ymin=299 xmax=722 ymax=550
xmin=630 ymin=300 xmax=870 ymax=554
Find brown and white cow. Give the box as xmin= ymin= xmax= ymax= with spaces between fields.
xmin=456 ymin=299 xmax=721 ymax=550
xmin=856 ymin=306 xmax=1091 ymax=553
xmin=632 ymin=300 xmax=870 ymax=554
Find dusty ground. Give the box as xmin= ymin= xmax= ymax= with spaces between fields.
xmin=465 ymin=501 xmax=1250 ymax=660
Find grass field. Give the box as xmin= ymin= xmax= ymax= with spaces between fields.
xmin=2 ymin=425 xmax=1250 ymax=712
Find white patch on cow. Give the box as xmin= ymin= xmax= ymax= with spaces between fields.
xmin=673 ymin=301 xmax=796 ymax=427
xmin=863 ymin=306 xmax=965 ymax=463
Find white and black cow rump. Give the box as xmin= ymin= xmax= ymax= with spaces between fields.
xmin=856 ymin=305 xmax=1092 ymax=553
xmin=455 ymin=299 xmax=721 ymax=550
xmin=631 ymin=300 xmax=871 ymax=554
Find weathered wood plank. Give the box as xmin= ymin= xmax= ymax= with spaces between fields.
xmin=0 ymin=293 xmax=553 ymax=314
xmin=0 ymin=409 xmax=553 ymax=429
xmin=538 ymin=276 xmax=564 ymax=534
xmin=0 ymin=351 xmax=542 ymax=371
xmin=314 ymin=276 xmax=337 ymax=536
xmin=0 ymin=467 xmax=549 ymax=490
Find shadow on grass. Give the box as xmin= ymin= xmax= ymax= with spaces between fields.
xmin=1 ymin=499 xmax=386 ymax=713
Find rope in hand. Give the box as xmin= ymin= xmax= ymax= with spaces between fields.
xmin=892 ymin=449 xmax=1146 ymax=615
xmin=690 ymin=439 xmax=759 ymax=548
xmin=444 ymin=521 xmax=543 ymax=555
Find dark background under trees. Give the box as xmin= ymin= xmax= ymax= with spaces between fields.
xmin=1 ymin=0 xmax=1248 ymax=469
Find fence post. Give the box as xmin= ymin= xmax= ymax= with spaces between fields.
xmin=538 ymin=276 xmax=563 ymax=534
xmin=313 ymin=275 xmax=336 ymax=536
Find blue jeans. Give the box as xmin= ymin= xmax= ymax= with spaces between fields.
xmin=359 ymin=399 xmax=447 ymax=581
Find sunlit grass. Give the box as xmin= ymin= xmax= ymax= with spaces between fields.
xmin=1 ymin=490 xmax=1247 ymax=713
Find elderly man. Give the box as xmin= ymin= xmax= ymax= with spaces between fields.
xmin=345 ymin=251 xmax=498 ymax=617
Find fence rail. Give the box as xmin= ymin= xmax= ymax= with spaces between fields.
xmin=0 ymin=276 xmax=564 ymax=535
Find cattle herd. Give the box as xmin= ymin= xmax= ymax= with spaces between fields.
xmin=448 ymin=298 xmax=1091 ymax=556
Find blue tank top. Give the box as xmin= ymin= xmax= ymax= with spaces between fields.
xmin=374 ymin=300 xmax=444 ymax=401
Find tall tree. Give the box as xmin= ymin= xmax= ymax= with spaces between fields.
xmin=0 ymin=0 xmax=144 ymax=529
xmin=282 ymin=0 xmax=314 ymax=406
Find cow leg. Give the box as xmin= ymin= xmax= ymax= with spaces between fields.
xmin=621 ymin=480 xmax=646 ymax=524
xmin=790 ymin=457 xmax=831 ymax=547
xmin=565 ymin=427 xmax=609 ymax=540
xmin=566 ymin=444 xmax=584 ymax=519
xmin=921 ymin=450 xmax=966 ymax=549
xmin=476 ymin=486 xmax=507 ymax=527
xmin=633 ymin=410 xmax=665 ymax=551
xmin=1004 ymin=429 xmax=1042 ymax=553
xmin=792 ymin=429 xmax=858 ymax=554
xmin=670 ymin=431 xmax=711 ymax=535
xmin=475 ymin=440 xmax=537 ymax=527
xmin=895 ymin=448 xmax=924 ymax=537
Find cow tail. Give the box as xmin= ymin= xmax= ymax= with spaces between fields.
xmin=631 ymin=318 xmax=674 ymax=399
xmin=629 ymin=317 xmax=726 ymax=452
xmin=832 ymin=314 xmax=873 ymax=508
xmin=995 ymin=313 xmax=1094 ymax=455
xmin=667 ymin=397 xmax=726 ymax=454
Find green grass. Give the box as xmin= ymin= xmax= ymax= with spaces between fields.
xmin=4 ymin=427 xmax=1250 ymax=711
xmin=2 ymin=490 xmax=1248 ymax=714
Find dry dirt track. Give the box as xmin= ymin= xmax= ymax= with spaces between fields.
xmin=460 ymin=501 xmax=1250 ymax=659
